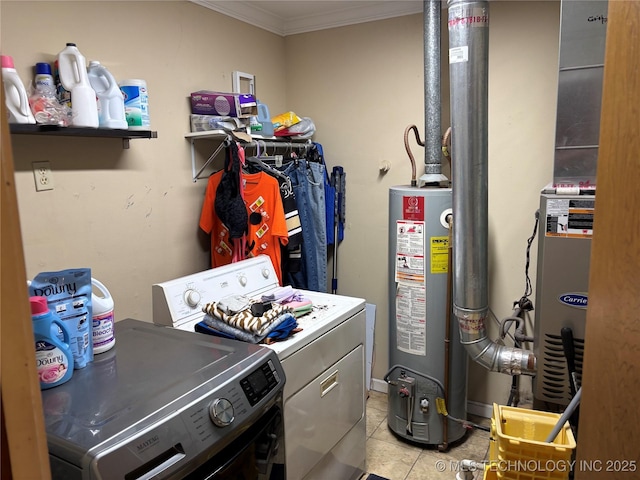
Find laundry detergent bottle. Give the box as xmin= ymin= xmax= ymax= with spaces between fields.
xmin=1 ymin=55 xmax=36 ymax=124
xmin=88 ymin=61 xmax=128 ymax=129
xmin=56 ymin=43 xmax=99 ymax=127
xmin=91 ymin=278 xmax=116 ymax=354
xmin=30 ymin=296 xmax=74 ymax=389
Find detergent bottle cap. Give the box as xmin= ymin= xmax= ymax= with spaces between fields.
xmin=30 ymin=296 xmax=49 ymax=316
xmin=1 ymin=55 xmax=15 ymax=69
xmin=36 ymin=62 xmax=52 ymax=75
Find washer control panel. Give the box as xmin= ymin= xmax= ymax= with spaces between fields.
xmin=240 ymin=359 xmax=282 ymax=407
xmin=209 ymin=398 xmax=234 ymax=427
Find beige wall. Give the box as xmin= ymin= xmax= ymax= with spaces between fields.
xmin=3 ymin=1 xmax=560 ymax=408
xmin=2 ymin=0 xmax=287 ymax=322
xmin=283 ymin=2 xmax=560 ymax=406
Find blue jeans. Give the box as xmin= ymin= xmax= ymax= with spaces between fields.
xmin=281 ymin=160 xmax=327 ymax=292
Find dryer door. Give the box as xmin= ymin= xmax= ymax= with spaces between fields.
xmin=284 ymin=346 xmax=364 ymax=480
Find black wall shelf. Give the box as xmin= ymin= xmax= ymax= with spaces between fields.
xmin=10 ymin=124 xmax=158 ymax=149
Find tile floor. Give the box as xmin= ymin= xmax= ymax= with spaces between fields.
xmin=362 ymin=390 xmax=491 ymax=480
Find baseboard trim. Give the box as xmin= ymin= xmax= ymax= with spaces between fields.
xmin=370 ymin=377 xmax=492 ymax=419
xmin=370 ymin=378 xmax=388 ymax=394
xmin=467 ymin=400 xmax=493 ymax=419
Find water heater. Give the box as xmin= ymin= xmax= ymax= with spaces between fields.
xmin=387 ymin=186 xmax=467 ymax=447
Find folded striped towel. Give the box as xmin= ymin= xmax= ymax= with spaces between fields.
xmin=202 ymin=301 xmax=292 ymax=337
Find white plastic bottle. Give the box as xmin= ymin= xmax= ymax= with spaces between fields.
xmin=1 ymin=55 xmax=36 ymax=124
xmin=56 ymin=43 xmax=99 ymax=128
xmin=88 ymin=61 xmax=128 ymax=129
xmin=91 ymin=278 xmax=116 ymax=354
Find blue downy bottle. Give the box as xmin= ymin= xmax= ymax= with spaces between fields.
xmin=30 ymin=296 xmax=74 ymax=389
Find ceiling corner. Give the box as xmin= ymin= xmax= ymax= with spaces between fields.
xmin=191 ymin=1 xmax=425 ymax=37
xmin=191 ymin=0 xmax=287 ymax=36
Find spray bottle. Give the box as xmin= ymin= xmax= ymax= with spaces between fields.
xmin=1 ymin=55 xmax=36 ymax=124
xmin=88 ymin=61 xmax=128 ymax=129
xmin=30 ymin=296 xmax=74 ymax=389
xmin=56 ymin=43 xmax=99 ymax=127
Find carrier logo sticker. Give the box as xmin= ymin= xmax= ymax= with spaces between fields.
xmin=558 ymin=293 xmax=588 ymax=309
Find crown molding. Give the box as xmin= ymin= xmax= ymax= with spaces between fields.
xmin=192 ymin=1 xmax=424 ymax=37
xmin=192 ymin=0 xmax=286 ymax=35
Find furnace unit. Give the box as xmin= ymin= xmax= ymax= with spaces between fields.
xmin=533 ymin=190 xmax=594 ymax=408
xmin=533 ymin=0 xmax=607 ymax=409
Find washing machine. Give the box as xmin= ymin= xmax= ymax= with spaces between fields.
xmin=42 ymin=319 xmax=286 ymax=480
xmin=152 ymin=255 xmax=367 ymax=480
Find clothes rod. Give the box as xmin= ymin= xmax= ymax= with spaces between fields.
xmin=241 ymin=139 xmax=312 ymax=150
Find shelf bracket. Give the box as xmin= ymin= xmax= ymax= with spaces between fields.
xmin=122 ymin=138 xmax=130 ymax=149
xmin=190 ymin=135 xmax=230 ymax=182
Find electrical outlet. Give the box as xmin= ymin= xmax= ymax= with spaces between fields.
xmin=33 ymin=161 xmax=54 ymax=192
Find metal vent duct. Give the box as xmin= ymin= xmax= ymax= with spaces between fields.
xmin=447 ymin=0 xmax=535 ymax=375
xmin=420 ymin=0 xmax=448 ymax=185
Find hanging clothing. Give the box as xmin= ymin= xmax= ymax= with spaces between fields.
xmin=276 ymin=175 xmax=303 ymax=283
xmin=278 ymin=155 xmax=327 ymax=292
xmin=244 ymin=155 xmax=304 ymax=286
xmin=213 ymin=141 xmax=248 ymax=262
xmin=200 ymin=169 xmax=289 ymax=285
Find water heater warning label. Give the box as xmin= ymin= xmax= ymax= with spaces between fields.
xmin=395 ymin=282 xmax=427 ymax=356
xmin=395 ymin=221 xmax=425 ymax=283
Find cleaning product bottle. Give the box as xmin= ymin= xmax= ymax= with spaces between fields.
xmin=256 ymin=101 xmax=274 ymax=137
xmin=34 ymin=62 xmax=56 ymax=95
xmin=56 ymin=43 xmax=99 ymax=127
xmin=87 ymin=61 xmax=128 ymax=129
xmin=30 ymin=62 xmax=65 ymax=125
xmin=91 ymin=278 xmax=116 ymax=354
xmin=30 ymin=296 xmax=74 ymax=389
xmin=1 ymin=55 xmax=36 ymax=124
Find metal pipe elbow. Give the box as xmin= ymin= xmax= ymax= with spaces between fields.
xmin=457 ymin=315 xmax=536 ymax=375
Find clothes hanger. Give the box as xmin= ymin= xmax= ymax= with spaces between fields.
xmin=245 ymin=153 xmax=290 ymax=185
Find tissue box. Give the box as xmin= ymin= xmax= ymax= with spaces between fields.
xmin=190 ymin=91 xmax=257 ymax=117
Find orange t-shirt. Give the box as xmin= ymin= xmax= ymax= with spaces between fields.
xmin=199 ymin=170 xmax=289 ymax=285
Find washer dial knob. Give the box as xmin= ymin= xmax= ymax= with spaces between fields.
xmin=209 ymin=398 xmax=234 ymax=427
xmin=183 ymin=289 xmax=201 ymax=308
xmin=262 ymin=268 xmax=270 ymax=279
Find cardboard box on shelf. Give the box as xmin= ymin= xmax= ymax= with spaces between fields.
xmin=190 ymin=91 xmax=257 ymax=117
